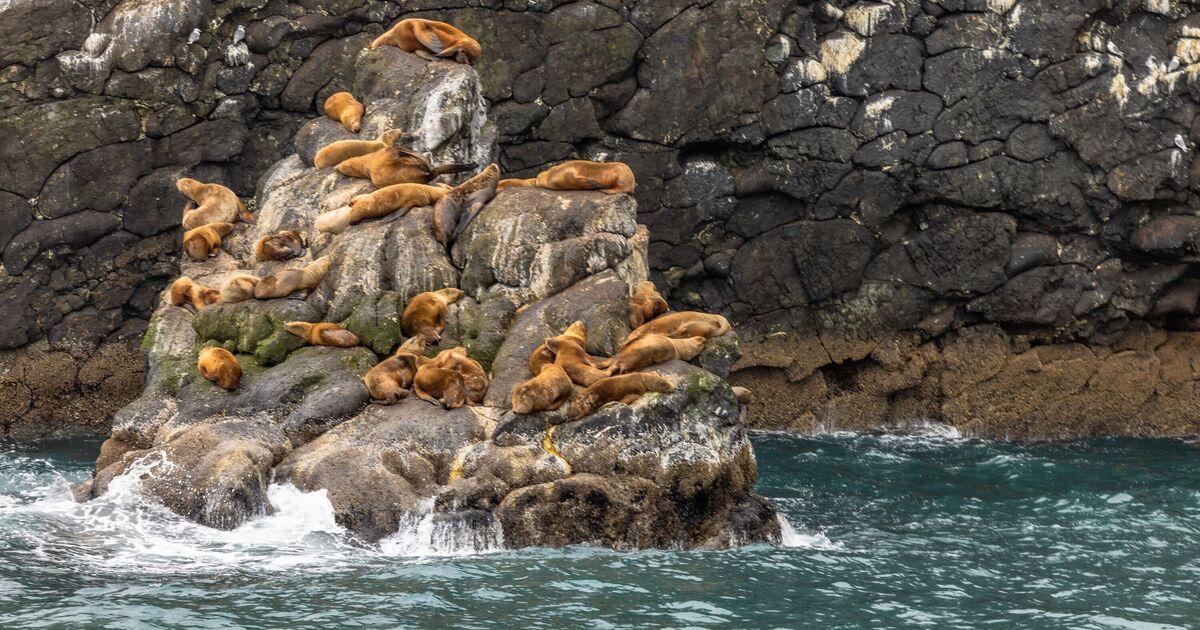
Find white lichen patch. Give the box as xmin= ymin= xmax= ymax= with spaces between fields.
xmin=842 ymin=3 xmax=892 ymax=37
xmin=1143 ymin=0 xmax=1173 ymax=15
xmin=788 ymin=58 xmax=828 ymax=87
xmin=819 ymin=31 xmax=866 ymax=76
xmin=1110 ymin=72 xmax=1130 ymax=107
xmin=1175 ymin=37 xmax=1200 ymax=64
xmin=986 ymin=0 xmax=1017 ymax=14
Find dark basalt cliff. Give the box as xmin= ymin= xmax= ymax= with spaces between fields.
xmin=2 ymin=0 xmax=1199 ymax=440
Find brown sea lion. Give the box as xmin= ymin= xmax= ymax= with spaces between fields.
xmin=337 ymin=146 xmax=474 ymax=188
xmin=401 ymin=287 xmax=465 ymax=342
xmin=253 ymin=257 xmax=331 ymax=300
xmin=314 ymin=129 xmax=404 ymax=169
xmin=545 ymin=337 xmax=608 ymax=387
xmin=511 ymin=364 xmax=574 ymax=414
xmin=624 ymin=311 xmax=731 ymax=346
xmin=496 ymin=160 xmax=636 ymax=195
xmin=629 ymin=281 xmax=669 ymax=329
xmin=167 ymin=277 xmax=221 ymax=311
xmin=254 ymin=230 xmax=305 ymax=262
xmin=566 ymin=372 xmax=675 ymax=420
xmin=431 ymin=164 xmax=499 ymax=245
xmin=528 ymin=321 xmax=603 ymax=375
xmin=731 ymin=386 xmax=752 ymax=405
xmin=413 ymin=364 xmax=467 ymax=409
xmin=315 ymin=183 xmax=449 ymax=234
xmin=177 ymin=178 xmax=254 ymax=230
xmin=431 ymin=346 xmax=489 ymax=404
xmin=324 ymin=92 xmax=364 ymax=133
xmin=182 ymin=222 xmax=235 ymax=261
xmin=369 ymin=18 xmax=482 ymax=65
xmin=198 ymin=347 xmax=242 ymax=391
xmin=220 ymin=274 xmax=260 ymax=303
xmin=362 ymin=336 xmax=429 ymax=404
xmin=283 ymin=321 xmax=361 ymax=347
xmin=605 ymin=334 xmax=707 ymax=375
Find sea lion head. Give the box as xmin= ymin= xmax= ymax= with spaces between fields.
xmin=283 ymin=321 xmax=311 ymax=338
xmin=457 ymin=38 xmax=482 ymax=64
xmin=397 ymin=335 xmax=428 ymax=355
xmin=377 ymin=129 xmax=405 ymax=146
xmin=176 ymin=178 xmax=199 ymax=196
xmin=183 ymin=232 xmax=212 ymax=261
xmin=436 ymin=287 xmax=466 ymax=303
xmin=197 ymin=287 xmax=222 ymax=307
xmin=563 ymin=321 xmax=586 ymax=342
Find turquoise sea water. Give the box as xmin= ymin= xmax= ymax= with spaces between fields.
xmin=0 ymin=432 xmax=1197 ymax=629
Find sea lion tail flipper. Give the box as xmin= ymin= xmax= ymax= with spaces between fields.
xmin=431 ymin=163 xmax=476 ymax=177
xmin=414 ymin=384 xmax=440 ymax=406
xmin=449 ymin=203 xmax=482 ymax=240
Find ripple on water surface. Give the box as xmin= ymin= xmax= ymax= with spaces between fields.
xmin=0 ymin=433 xmax=1196 ymax=629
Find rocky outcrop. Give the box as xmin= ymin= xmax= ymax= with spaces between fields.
xmin=3 ymin=1 xmax=1200 ymax=439
xmin=74 ymin=48 xmax=778 ymax=550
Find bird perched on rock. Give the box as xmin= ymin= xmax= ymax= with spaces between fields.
xmin=1106 ymin=41 xmax=1124 ymax=58
xmin=188 ymin=28 xmax=201 ymax=45
xmin=1175 ymin=134 xmax=1188 ymax=152
xmin=233 ymin=25 xmax=245 ymax=44
xmin=1168 ymin=56 xmax=1181 ymax=72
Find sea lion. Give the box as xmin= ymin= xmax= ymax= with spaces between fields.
xmin=362 ymin=336 xmax=429 ymax=404
xmin=220 ymin=274 xmax=260 ymax=303
xmin=401 ymin=287 xmax=465 ymax=342
xmin=510 ymin=364 xmax=574 ymax=414
xmin=566 ymin=372 xmax=675 ymax=420
xmin=623 ymin=311 xmax=731 ymax=346
xmin=253 ymin=257 xmax=331 ymax=300
xmin=182 ymin=222 xmax=235 ymax=261
xmin=628 ymin=281 xmax=669 ymax=329
xmin=254 ymin=230 xmax=305 ymax=262
xmin=167 ymin=276 xmax=221 ymax=311
xmin=413 ymin=365 xmax=467 ymax=409
xmin=198 ymin=347 xmax=242 ymax=391
xmin=369 ymin=18 xmax=482 ymax=65
xmin=605 ymin=334 xmax=707 ymax=375
xmin=324 ymin=92 xmax=364 ymax=133
xmin=431 ymin=346 xmax=489 ymax=404
xmin=336 ymin=146 xmax=475 ymax=188
xmin=496 ymin=160 xmax=636 ymax=195
xmin=177 ymin=178 xmax=254 ymax=230
xmin=283 ymin=321 xmax=361 ymax=347
xmin=528 ymin=321 xmax=603 ymax=375
xmin=731 ymin=386 xmax=752 ymax=405
xmin=314 ymin=129 xmax=404 ymax=169
xmin=315 ymin=183 xmax=449 ymax=234
xmin=545 ymin=336 xmax=608 ymax=387
xmin=431 ymin=164 xmax=499 ymax=245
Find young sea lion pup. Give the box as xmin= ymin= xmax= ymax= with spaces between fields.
xmin=254 ymin=230 xmax=305 ymax=262
xmin=315 ymin=183 xmax=450 ymax=234
xmin=337 ymin=146 xmax=474 ymax=188
xmin=431 ymin=346 xmax=489 ymax=404
xmin=511 ymin=364 xmax=574 ymax=414
xmin=546 ymin=336 xmax=608 ymax=387
xmin=254 ymin=257 xmax=332 ymax=300
xmin=283 ymin=322 xmax=361 ymax=347
xmin=168 ymin=277 xmax=221 ymax=311
xmin=363 ymin=336 xmax=429 ymax=404
xmin=177 ymin=178 xmax=254 ymax=230
xmin=629 ymin=281 xmax=669 ymax=329
xmin=182 ymin=222 xmax=235 ymax=261
xmin=401 ymin=287 xmax=465 ymax=342
xmin=314 ymin=129 xmax=404 ymax=169
xmin=324 ymin=92 xmax=364 ymax=133
xmin=496 ymin=160 xmax=636 ymax=195
xmin=369 ymin=18 xmax=482 ymax=65
xmin=566 ymin=373 xmax=675 ymax=420
xmin=624 ymin=311 xmax=731 ymax=346
xmin=431 ymin=164 xmax=500 ymax=245
xmin=604 ymin=334 xmax=707 ymax=375
xmin=220 ymin=274 xmax=260 ymax=303
xmin=198 ymin=347 xmax=242 ymax=391
xmin=413 ymin=364 xmax=468 ymax=409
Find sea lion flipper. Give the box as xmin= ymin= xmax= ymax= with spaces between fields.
xmin=414 ymin=25 xmax=445 ymax=53
xmin=431 ymin=163 xmax=476 ymax=177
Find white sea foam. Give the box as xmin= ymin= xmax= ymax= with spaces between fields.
xmin=777 ymin=515 xmax=842 ymax=550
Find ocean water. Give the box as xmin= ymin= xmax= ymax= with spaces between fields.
xmin=0 ymin=431 xmax=1197 ymax=629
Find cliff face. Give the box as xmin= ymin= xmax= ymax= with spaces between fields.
xmin=2 ymin=0 xmax=1199 ymax=439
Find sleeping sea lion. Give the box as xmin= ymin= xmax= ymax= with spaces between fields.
xmin=324 ymin=92 xmax=364 ymax=133
xmin=182 ymin=222 xmax=235 ymax=261
xmin=198 ymin=347 xmax=242 ymax=391
xmin=254 ymin=230 xmax=305 ymax=262
xmin=220 ymin=274 xmax=260 ymax=303
xmin=623 ymin=311 xmax=731 ymax=346
xmin=431 ymin=164 xmax=499 ymax=245
xmin=413 ymin=364 xmax=467 ymax=409
xmin=628 ymin=281 xmax=669 ymax=329
xmin=401 ymin=288 xmax=465 ymax=342
xmin=566 ymin=372 xmax=675 ymax=420
xmin=177 ymin=178 xmax=254 ymax=229
xmin=168 ymin=277 xmax=221 ymax=311
xmin=496 ymin=160 xmax=636 ymax=195
xmin=315 ymin=183 xmax=449 ymax=234
xmin=362 ymin=336 xmax=429 ymax=404
xmin=528 ymin=321 xmax=603 ymax=375
xmin=253 ymin=257 xmax=331 ymax=300
xmin=314 ymin=129 xmax=404 ymax=169
xmin=511 ymin=364 xmax=574 ymax=414
xmin=604 ymin=334 xmax=707 ymax=375
xmin=545 ymin=336 xmax=608 ymax=387
xmin=369 ymin=18 xmax=482 ymax=65
xmin=336 ymin=146 xmax=474 ymax=188
xmin=431 ymin=346 xmax=489 ymax=404
xmin=283 ymin=321 xmax=361 ymax=347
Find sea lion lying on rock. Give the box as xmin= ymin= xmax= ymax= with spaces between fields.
xmin=603 ymin=334 xmax=707 ymax=375
xmin=177 ymin=178 xmax=254 ymax=230
xmin=624 ymin=311 xmax=731 ymax=346
xmin=314 ymin=129 xmax=404 ymax=169
xmin=336 ymin=146 xmax=474 ymax=188
xmin=401 ymin=287 xmax=465 ymax=342
xmin=431 ymin=347 xmax=489 ymax=404
xmin=254 ymin=230 xmax=305 ymax=262
xmin=253 ymin=257 xmax=331 ymax=300
xmin=316 ymin=183 xmax=449 ymax=234
xmin=566 ymin=372 xmax=675 ymax=420
xmin=363 ymin=337 xmax=428 ymax=404
xmin=220 ymin=274 xmax=260 ymax=303
xmin=182 ymin=222 xmax=235 ymax=261
xmin=369 ymin=18 xmax=482 ymax=65
xmin=628 ymin=281 xmax=669 ymax=329
xmin=431 ymin=164 xmax=499 ymax=245
xmin=546 ymin=336 xmax=608 ymax=387
xmin=511 ymin=364 xmax=574 ymax=414
xmin=324 ymin=92 xmax=364 ymax=133
xmin=413 ymin=365 xmax=467 ymax=409
xmin=283 ymin=322 xmax=360 ymax=347
xmin=528 ymin=321 xmax=606 ymax=376
xmin=198 ymin=347 xmax=241 ymax=391
xmin=497 ymin=160 xmax=636 ymax=195
xmin=168 ymin=277 xmax=220 ymax=311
